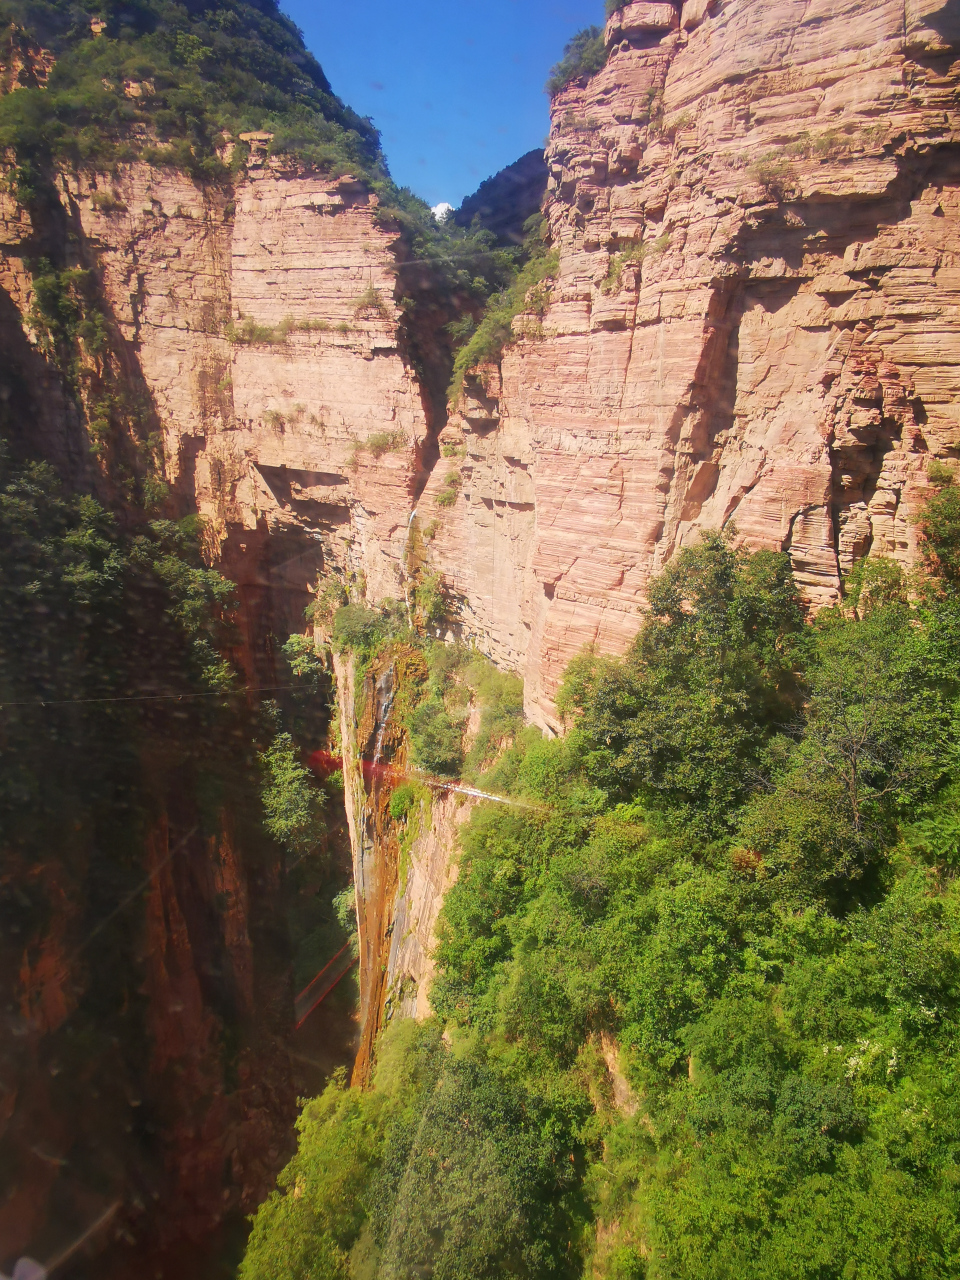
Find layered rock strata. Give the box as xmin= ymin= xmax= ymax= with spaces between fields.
xmin=50 ymin=150 xmax=429 ymax=673
xmin=5 ymin=0 xmax=960 ymax=1258
xmin=383 ymin=788 xmax=468 ymax=1022
xmin=10 ymin=4 xmax=960 ymax=725
xmin=0 ymin=141 xmax=430 ymax=1265
xmin=421 ymin=0 xmax=960 ymax=725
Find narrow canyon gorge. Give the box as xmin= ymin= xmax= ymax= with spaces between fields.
xmin=2 ymin=0 xmax=960 ymax=1273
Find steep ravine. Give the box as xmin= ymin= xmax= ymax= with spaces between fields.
xmin=3 ymin=0 xmax=960 ymax=1272
xmin=0 ymin=96 xmax=459 ymax=1271
xmin=332 ymin=645 xmax=477 ymax=1087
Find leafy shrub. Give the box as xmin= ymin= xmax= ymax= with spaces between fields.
xmin=89 ymin=189 xmax=127 ymax=213
xmin=259 ymin=731 xmax=325 ymax=859
xmin=917 ymin=465 xmax=960 ymax=586
xmin=306 ymin=574 xmax=348 ymax=627
xmin=842 ymin=554 xmax=908 ymax=617
xmin=353 ymin=283 xmax=390 ymax=318
xmin=226 ymin=315 xmax=333 ymax=345
xmin=226 ymin=316 xmax=287 ymax=345
xmin=362 ymin=430 xmax=406 ymax=460
xmin=332 ymin=885 xmax=356 ymax=931
xmin=407 ymin=699 xmax=462 ymax=776
xmin=434 ymin=471 xmax=462 ymax=508
xmin=331 ymin=604 xmax=385 ymax=655
xmin=414 ymin=571 xmax=448 ymax=629
xmin=462 ymin=660 xmax=524 ymax=780
xmin=750 ymin=156 xmax=798 ymax=201
xmin=559 ymin=531 xmax=806 ymax=836
xmin=546 ymin=26 xmax=608 ymax=96
xmin=281 ymin=633 xmax=325 ymax=687
xmin=389 ymin=782 xmax=418 ymax=822
xmin=601 ymin=234 xmax=671 ymax=293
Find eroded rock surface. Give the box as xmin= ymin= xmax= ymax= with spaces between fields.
xmin=422 ymin=0 xmax=960 ymax=725
xmin=54 ymin=153 xmax=429 ymax=672
xmin=5 ymin=3 xmax=960 ymax=1256
xmin=14 ymin=0 xmax=959 ymax=729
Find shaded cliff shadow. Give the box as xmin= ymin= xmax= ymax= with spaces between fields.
xmin=0 ymin=282 xmax=89 ymax=480
xmin=0 ymin=178 xmax=310 ymax=1280
xmin=669 ymin=283 xmax=746 ymax=529
xmin=924 ymin=0 xmax=960 ymax=43
xmin=219 ymin=522 xmax=326 ymax=688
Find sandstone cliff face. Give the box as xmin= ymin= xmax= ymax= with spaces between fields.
xmin=56 ymin=149 xmax=428 ymax=675
xmin=421 ymin=0 xmax=960 ymax=726
xmin=383 ymin=788 xmax=468 ymax=1022
xmin=333 ymin=645 xmax=474 ymax=1083
xmin=12 ymin=2 xmax=957 ymax=747
xmin=5 ymin=0 xmax=960 ymax=1261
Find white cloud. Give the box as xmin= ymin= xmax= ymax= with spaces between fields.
xmin=432 ymin=202 xmax=454 ymax=223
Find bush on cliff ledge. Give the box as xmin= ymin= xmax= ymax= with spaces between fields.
xmin=0 ymin=0 xmax=382 ymax=182
xmin=448 ymin=248 xmax=559 ymax=403
xmin=545 ymin=25 xmax=607 ymax=96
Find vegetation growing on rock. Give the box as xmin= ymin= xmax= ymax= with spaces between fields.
xmin=545 ymin=25 xmax=608 ymax=97
xmin=0 ymin=0 xmax=524 ymax=387
xmin=0 ymin=0 xmax=381 ymax=183
xmin=243 ymin=474 xmax=960 ymax=1280
xmin=448 ymin=221 xmax=558 ymax=403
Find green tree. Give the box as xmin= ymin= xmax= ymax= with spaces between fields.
xmin=240 ymin=1076 xmax=389 ymax=1280
xmin=546 ymin=26 xmax=608 ymax=96
xmin=559 ymin=533 xmax=805 ymax=835
xmin=376 ymin=1056 xmax=584 ymax=1280
xmin=244 ymin=493 xmax=960 ymax=1280
xmin=740 ymin=598 xmax=957 ymax=899
xmin=406 ymin=699 xmax=462 ymax=776
xmin=259 ymin=731 xmax=325 ymax=860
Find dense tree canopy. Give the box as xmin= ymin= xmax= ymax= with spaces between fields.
xmin=243 ymin=463 xmax=960 ymax=1278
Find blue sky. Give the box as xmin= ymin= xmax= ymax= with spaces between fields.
xmin=281 ymin=0 xmax=605 ymax=208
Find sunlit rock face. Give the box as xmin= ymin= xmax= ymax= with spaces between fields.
xmin=421 ymin=0 xmax=960 ymax=726
xmin=61 ymin=153 xmax=429 ymax=676
xmin=46 ymin=0 xmax=960 ymax=729
xmin=3 ymin=2 xmax=960 ymax=1263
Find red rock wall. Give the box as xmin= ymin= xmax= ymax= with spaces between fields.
xmin=0 ymin=811 xmax=295 ymax=1273
xmin=62 ymin=150 xmax=428 ymax=663
xmin=420 ymin=0 xmax=960 ymax=727
xmin=0 ymin=148 xmax=431 ymax=694
xmin=4 ymin=2 xmax=960 ymax=1258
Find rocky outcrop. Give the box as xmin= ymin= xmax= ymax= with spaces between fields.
xmin=383 ymin=788 xmax=469 ymax=1022
xmin=53 ymin=150 xmax=429 ymax=676
xmin=422 ymin=0 xmax=960 ymax=726
xmin=332 ymin=643 xmax=479 ymax=1079
xmin=5 ymin=0 xmax=960 ymax=1261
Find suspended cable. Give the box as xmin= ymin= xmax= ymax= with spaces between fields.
xmin=0 ymin=683 xmax=303 ymax=709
